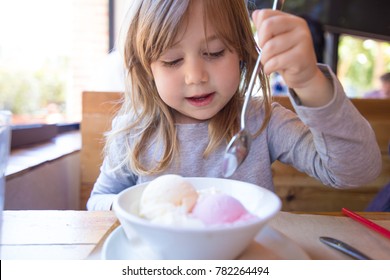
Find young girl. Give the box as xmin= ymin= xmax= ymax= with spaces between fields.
xmin=87 ymin=0 xmax=381 ymax=210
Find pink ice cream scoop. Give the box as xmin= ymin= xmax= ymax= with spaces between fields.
xmin=191 ymin=193 xmax=254 ymax=225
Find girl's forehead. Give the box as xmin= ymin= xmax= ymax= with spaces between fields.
xmin=167 ymin=35 xmax=222 ymax=53
xmin=145 ymin=0 xmax=242 ymax=57
xmin=170 ymin=3 xmax=220 ymax=45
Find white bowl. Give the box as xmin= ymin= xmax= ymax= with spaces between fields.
xmin=113 ymin=177 xmax=281 ymax=260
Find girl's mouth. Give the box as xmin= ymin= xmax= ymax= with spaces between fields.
xmin=186 ymin=92 xmax=215 ymax=107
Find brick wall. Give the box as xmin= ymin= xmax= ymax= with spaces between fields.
xmin=69 ymin=0 xmax=109 ymax=121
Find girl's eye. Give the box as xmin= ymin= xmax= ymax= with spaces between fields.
xmin=160 ymin=49 xmax=225 ymax=67
xmin=161 ymin=58 xmax=182 ymax=67
xmin=204 ymin=49 xmax=225 ymax=59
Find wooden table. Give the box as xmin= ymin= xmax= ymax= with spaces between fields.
xmin=1 ymin=210 xmax=389 ymax=260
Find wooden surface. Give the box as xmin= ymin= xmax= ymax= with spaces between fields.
xmin=270 ymin=212 xmax=390 ymax=260
xmin=80 ymin=91 xmax=123 ymax=209
xmin=1 ymin=211 xmax=117 ymax=259
xmin=1 ymin=210 xmax=389 ymax=260
xmin=80 ymin=92 xmax=390 ymax=211
xmin=7 ymin=131 xmax=81 ymax=179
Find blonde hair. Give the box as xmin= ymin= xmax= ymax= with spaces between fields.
xmin=105 ymin=0 xmax=271 ymax=175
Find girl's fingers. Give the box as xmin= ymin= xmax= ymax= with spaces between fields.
xmin=252 ymin=9 xmax=318 ymax=87
xmin=263 ymin=44 xmax=301 ymax=74
xmin=260 ymin=28 xmax=297 ymax=64
xmin=263 ymin=44 xmax=318 ymax=88
xmin=252 ymin=10 xmax=299 ymax=49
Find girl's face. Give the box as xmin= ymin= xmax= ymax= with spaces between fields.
xmin=151 ymin=0 xmax=241 ymax=124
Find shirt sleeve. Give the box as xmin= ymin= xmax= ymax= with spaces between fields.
xmin=268 ymin=64 xmax=382 ymax=188
xmin=86 ymin=157 xmax=138 ymax=211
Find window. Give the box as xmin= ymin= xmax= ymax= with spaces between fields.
xmin=258 ymin=0 xmax=390 ymax=98
xmin=0 ymin=0 xmax=110 ymax=125
xmin=337 ymin=35 xmax=390 ymax=98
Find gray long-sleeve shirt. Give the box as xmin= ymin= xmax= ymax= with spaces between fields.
xmin=87 ymin=65 xmax=382 ymax=211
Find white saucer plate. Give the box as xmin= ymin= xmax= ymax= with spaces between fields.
xmin=102 ymin=225 xmax=310 ymax=260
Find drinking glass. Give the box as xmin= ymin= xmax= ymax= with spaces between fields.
xmin=0 ymin=110 xmax=12 ymax=249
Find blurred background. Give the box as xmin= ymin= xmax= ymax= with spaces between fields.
xmin=0 ymin=0 xmax=389 ymax=126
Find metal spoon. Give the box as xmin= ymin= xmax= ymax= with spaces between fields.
xmin=222 ymin=0 xmax=284 ymax=178
xmin=319 ymin=237 xmax=372 ymax=260
xmin=222 ymin=52 xmax=262 ymax=178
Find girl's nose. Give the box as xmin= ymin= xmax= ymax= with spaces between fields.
xmin=184 ymin=58 xmax=208 ymax=85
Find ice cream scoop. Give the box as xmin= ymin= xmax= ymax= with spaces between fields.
xmin=139 ymin=174 xmax=199 ymax=222
xmin=192 ymin=193 xmax=253 ymax=225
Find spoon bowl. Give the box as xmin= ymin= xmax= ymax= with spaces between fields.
xmin=223 ymin=129 xmax=252 ymax=178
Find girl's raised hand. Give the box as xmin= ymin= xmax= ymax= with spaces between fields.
xmin=252 ymin=10 xmax=333 ymax=106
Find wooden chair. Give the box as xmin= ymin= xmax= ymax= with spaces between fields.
xmin=80 ymin=92 xmax=390 ymax=211
xmin=80 ymin=91 xmax=122 ymax=209
xmin=272 ymin=96 xmax=390 ymax=211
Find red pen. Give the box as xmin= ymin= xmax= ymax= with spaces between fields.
xmin=342 ymin=207 xmax=390 ymax=240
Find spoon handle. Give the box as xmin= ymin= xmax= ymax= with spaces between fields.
xmin=319 ymin=237 xmax=372 ymax=260
xmin=240 ymin=52 xmax=262 ymax=129
xmin=241 ymin=0 xmax=283 ymax=130
xmin=273 ymin=0 xmax=285 ymax=10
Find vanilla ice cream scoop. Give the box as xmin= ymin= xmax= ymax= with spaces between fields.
xmin=139 ymin=174 xmax=199 ymax=222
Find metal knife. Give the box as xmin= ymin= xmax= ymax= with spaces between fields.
xmin=319 ymin=237 xmax=372 ymax=260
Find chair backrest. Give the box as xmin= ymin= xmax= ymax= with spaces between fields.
xmin=272 ymin=96 xmax=390 ymax=211
xmin=80 ymin=91 xmax=122 ymax=210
